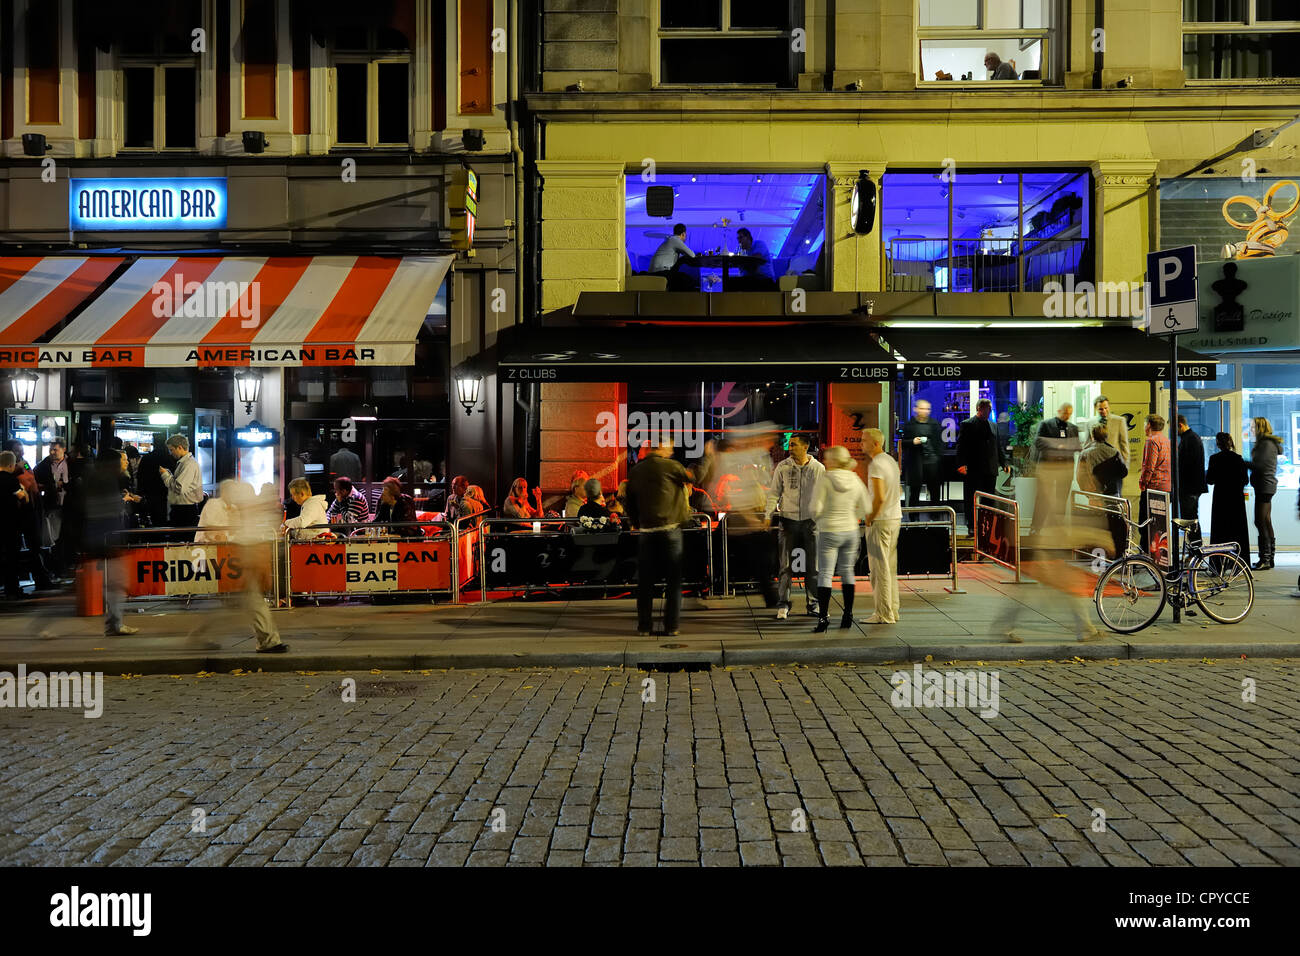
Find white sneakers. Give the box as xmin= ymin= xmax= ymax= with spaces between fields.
xmin=776 ymin=606 xmax=789 ymax=620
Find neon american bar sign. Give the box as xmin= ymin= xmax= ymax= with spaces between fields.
xmin=69 ymin=177 xmax=228 ymax=230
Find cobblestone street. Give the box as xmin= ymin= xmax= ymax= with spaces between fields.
xmin=2 ymin=660 xmax=1298 ymax=867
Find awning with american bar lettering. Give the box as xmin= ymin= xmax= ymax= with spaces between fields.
xmin=0 ymin=254 xmax=453 ymax=369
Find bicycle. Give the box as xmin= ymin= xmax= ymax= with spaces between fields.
xmin=1093 ymin=516 xmax=1254 ymax=633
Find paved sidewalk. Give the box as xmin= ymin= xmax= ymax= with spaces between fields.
xmin=2 ymin=661 xmax=1297 ymax=867
xmin=0 ymin=557 xmax=1296 ymax=674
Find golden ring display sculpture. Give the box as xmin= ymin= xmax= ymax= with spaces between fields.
xmin=1221 ymin=180 xmax=1299 ymax=259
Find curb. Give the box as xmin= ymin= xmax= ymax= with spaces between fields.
xmin=2 ymin=642 xmax=1293 ymax=676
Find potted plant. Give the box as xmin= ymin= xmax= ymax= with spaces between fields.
xmin=1006 ymin=398 xmax=1044 ymax=529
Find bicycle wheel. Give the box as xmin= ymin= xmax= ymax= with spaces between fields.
xmin=1095 ymin=556 xmax=1166 ymax=633
xmin=1191 ymin=551 xmax=1255 ymax=624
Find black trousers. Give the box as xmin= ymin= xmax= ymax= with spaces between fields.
xmin=637 ymin=528 xmax=683 ymax=633
xmin=1 ymin=528 xmax=22 ymax=597
xmin=651 ymin=268 xmax=698 ymax=292
xmin=17 ymin=508 xmax=52 ymax=586
xmin=1254 ymin=492 xmax=1275 ymax=558
xmin=1178 ymin=494 xmax=1203 ymax=546
xmin=963 ymin=471 xmax=997 ymax=535
xmin=168 ymin=503 xmax=201 ymax=542
xmin=906 ymin=460 xmax=942 ymax=512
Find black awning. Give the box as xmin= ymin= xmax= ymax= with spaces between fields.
xmin=498 ymin=323 xmax=896 ymax=383
xmin=878 ymin=327 xmax=1216 ymax=381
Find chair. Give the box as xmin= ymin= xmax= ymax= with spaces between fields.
xmin=626 ymin=274 xmax=668 ymax=291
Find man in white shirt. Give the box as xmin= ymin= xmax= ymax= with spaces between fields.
xmin=863 ymin=428 xmax=902 ymax=624
xmin=766 ymin=434 xmax=825 ymax=619
xmin=160 ymin=434 xmax=205 ymax=538
xmin=648 ymin=223 xmax=698 ymax=291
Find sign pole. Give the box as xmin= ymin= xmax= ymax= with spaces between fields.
xmin=1146 ymin=244 xmax=1198 ymax=627
xmin=1169 ymin=332 xmax=1180 ymax=624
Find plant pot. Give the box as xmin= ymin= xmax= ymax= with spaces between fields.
xmin=1012 ymin=476 xmax=1036 ymax=530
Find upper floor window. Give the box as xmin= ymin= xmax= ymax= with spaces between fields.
xmin=881 ymin=169 xmax=1092 ymax=294
xmin=657 ymin=0 xmax=802 ymax=88
xmin=1183 ymin=0 xmax=1300 ymax=80
xmin=119 ymin=0 xmax=202 ymax=149
xmin=917 ymin=0 xmax=1058 ymax=86
xmin=333 ymin=24 xmax=411 ymax=146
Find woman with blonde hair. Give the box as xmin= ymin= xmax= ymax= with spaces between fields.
xmin=809 ymin=445 xmax=870 ymax=632
xmin=1248 ymin=417 xmax=1283 ymax=570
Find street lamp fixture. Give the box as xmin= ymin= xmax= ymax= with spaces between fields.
xmin=455 ymin=367 xmax=483 ymax=416
xmin=233 ymin=369 xmax=261 ymax=414
xmin=9 ymin=370 xmax=38 ymax=408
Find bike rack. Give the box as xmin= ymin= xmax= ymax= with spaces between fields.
xmin=973 ymin=491 xmax=1022 ymax=583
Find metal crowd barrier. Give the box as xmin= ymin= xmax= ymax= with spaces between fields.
xmin=717 ymin=506 xmax=962 ymax=596
xmin=475 ymin=513 xmax=715 ymax=603
xmin=898 ymin=506 xmax=963 ymax=594
xmin=973 ymin=491 xmax=1022 ymax=583
xmin=108 ymin=524 xmax=281 ymax=606
xmin=284 ymin=519 xmax=464 ymax=605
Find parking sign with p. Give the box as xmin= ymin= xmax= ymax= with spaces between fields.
xmin=1145 ymin=245 xmax=1199 ymax=335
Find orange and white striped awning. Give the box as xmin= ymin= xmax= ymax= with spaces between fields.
xmin=0 ymin=254 xmax=453 ymax=369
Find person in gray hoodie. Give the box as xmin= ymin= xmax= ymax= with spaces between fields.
xmin=810 ymin=446 xmax=870 ymax=632
xmin=1249 ymin=417 xmax=1283 ymax=570
xmin=766 ymin=434 xmax=826 ymax=619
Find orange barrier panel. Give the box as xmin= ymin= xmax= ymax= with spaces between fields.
xmin=122 ymin=543 xmax=273 ymax=598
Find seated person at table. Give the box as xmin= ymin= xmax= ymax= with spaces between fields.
xmin=576 ymin=478 xmax=620 ymax=531
xmin=370 ymin=477 xmax=420 ymax=537
xmin=649 ymin=223 xmax=698 ymax=291
xmin=281 ymin=478 xmax=330 ymax=539
xmin=984 ymin=51 xmax=1017 ymax=80
xmin=564 ymin=472 xmax=589 ymax=518
xmin=326 ymin=476 xmax=369 ymax=524
xmin=460 ymin=485 xmax=489 ymax=525
xmin=607 ymin=480 xmax=628 ymax=518
xmin=734 ymin=228 xmax=777 ymax=291
xmin=502 ymin=477 xmax=543 ymax=519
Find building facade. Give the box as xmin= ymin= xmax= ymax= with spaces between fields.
xmin=516 ymin=0 xmax=1300 ymax=548
xmin=0 ymin=0 xmax=519 ymax=508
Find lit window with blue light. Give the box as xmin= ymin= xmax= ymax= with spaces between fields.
xmin=881 ymin=169 xmax=1091 ymax=293
xmin=625 ymin=173 xmax=825 ymax=292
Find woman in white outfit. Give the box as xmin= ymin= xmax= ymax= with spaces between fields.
xmin=810 ymin=446 xmax=870 ymax=632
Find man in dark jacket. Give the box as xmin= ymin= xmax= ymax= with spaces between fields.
xmin=139 ymin=433 xmax=173 ymax=531
xmin=902 ymin=399 xmax=944 ymax=513
xmin=4 ymin=439 xmax=55 ymax=589
xmin=625 ymin=439 xmax=691 ymax=636
xmin=0 ymin=451 xmax=29 ymax=599
xmin=956 ymin=399 xmax=1009 ymax=535
xmin=1176 ymin=415 xmax=1208 ymax=546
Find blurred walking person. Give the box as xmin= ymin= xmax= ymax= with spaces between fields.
xmin=84 ymin=450 xmax=139 ymax=636
xmin=810 ymin=446 xmax=869 ymax=632
xmin=901 ymin=399 xmax=943 ymax=514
